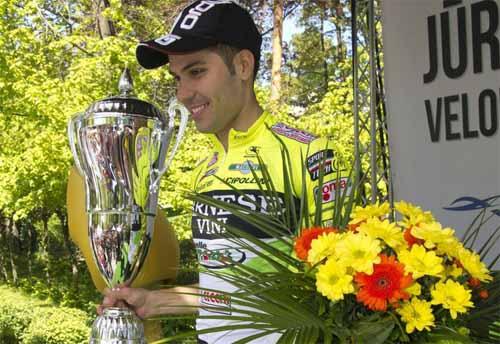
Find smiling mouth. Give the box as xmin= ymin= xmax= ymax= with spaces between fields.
xmin=190 ymin=103 xmax=209 ymax=118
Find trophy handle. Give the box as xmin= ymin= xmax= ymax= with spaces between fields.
xmin=67 ymin=113 xmax=86 ymax=176
xmin=151 ymin=99 xmax=189 ymax=190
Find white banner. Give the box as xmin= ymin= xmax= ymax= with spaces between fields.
xmin=382 ymin=0 xmax=500 ymax=267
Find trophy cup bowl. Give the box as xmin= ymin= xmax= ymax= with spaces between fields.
xmin=68 ymin=69 xmax=188 ymax=343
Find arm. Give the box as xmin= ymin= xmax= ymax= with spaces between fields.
xmin=99 ymin=284 xmax=200 ymax=319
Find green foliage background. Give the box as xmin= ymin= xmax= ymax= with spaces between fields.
xmin=0 ymin=0 xmax=365 ymax=342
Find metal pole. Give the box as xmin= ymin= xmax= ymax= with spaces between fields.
xmin=351 ymin=0 xmax=360 ymax=199
xmin=369 ymin=0 xmax=377 ymax=203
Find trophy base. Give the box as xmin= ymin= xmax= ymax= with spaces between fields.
xmin=90 ymin=307 xmax=147 ymax=344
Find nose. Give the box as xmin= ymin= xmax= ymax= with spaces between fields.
xmin=176 ymin=80 xmax=195 ymax=106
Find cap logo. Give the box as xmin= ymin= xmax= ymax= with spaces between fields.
xmin=180 ymin=0 xmax=233 ymax=30
xmin=154 ymin=34 xmax=181 ymax=46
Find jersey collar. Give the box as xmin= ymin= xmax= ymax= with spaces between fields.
xmin=208 ymin=111 xmax=270 ymax=152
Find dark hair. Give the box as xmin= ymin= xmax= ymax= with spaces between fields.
xmin=208 ymin=43 xmax=260 ymax=80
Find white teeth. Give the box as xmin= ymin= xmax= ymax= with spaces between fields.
xmin=191 ymin=103 xmax=208 ymax=114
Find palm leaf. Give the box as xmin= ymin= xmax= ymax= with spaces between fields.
xmin=459 ymin=197 xmax=500 ymax=343
xmin=164 ymin=137 xmax=499 ymax=343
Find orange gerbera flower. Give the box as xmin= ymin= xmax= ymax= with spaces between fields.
xmin=355 ymin=254 xmax=413 ymax=311
xmin=294 ymin=227 xmax=337 ymax=261
xmin=348 ymin=222 xmax=362 ymax=232
xmin=404 ymin=226 xmax=424 ymax=247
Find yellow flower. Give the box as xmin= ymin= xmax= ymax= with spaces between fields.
xmin=398 ymin=245 xmax=444 ymax=279
xmin=336 ymin=232 xmax=381 ymax=274
xmin=435 ymin=237 xmax=464 ymax=259
xmin=398 ymin=213 xmax=435 ymax=229
xmin=457 ymin=248 xmax=492 ymax=282
xmin=395 ymin=201 xmax=435 ymax=228
xmin=307 ymin=232 xmax=343 ymax=265
xmin=358 ymin=217 xmax=406 ymax=251
xmin=411 ymin=222 xmax=455 ymax=249
xmin=431 ymin=279 xmax=474 ymax=319
xmin=397 ymin=297 xmax=435 ymax=333
xmin=439 ymin=264 xmax=464 ymax=280
xmin=349 ymin=202 xmax=390 ymax=225
xmin=395 ymin=201 xmax=430 ymax=219
xmin=316 ymin=258 xmax=354 ymax=301
xmin=406 ymin=282 xmax=422 ymax=296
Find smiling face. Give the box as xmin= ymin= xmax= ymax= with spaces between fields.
xmin=169 ymin=48 xmax=252 ymax=141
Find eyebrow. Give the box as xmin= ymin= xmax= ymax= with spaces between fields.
xmin=169 ymin=60 xmax=207 ymax=76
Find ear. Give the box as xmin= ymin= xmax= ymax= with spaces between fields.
xmin=233 ymin=49 xmax=254 ymax=81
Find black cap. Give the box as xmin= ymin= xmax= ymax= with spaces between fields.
xmin=136 ymin=1 xmax=262 ymax=70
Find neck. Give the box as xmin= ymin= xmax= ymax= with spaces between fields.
xmin=217 ymin=92 xmax=263 ymax=151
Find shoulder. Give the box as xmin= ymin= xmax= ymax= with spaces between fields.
xmin=268 ymin=122 xmax=318 ymax=145
xmin=265 ymin=120 xmax=333 ymax=154
xmin=264 ymin=120 xmax=336 ymax=176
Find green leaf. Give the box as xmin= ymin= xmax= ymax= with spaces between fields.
xmin=350 ymin=314 xmax=395 ymax=344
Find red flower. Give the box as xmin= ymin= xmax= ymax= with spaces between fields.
xmin=479 ymin=290 xmax=489 ymax=299
xmin=468 ymin=277 xmax=481 ymax=288
xmin=294 ymin=227 xmax=337 ymax=261
xmin=404 ymin=226 xmax=424 ymax=247
xmin=355 ymin=254 xmax=413 ymax=311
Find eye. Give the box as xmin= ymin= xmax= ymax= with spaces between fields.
xmin=170 ymin=73 xmax=180 ymax=84
xmin=189 ymin=68 xmax=205 ymax=77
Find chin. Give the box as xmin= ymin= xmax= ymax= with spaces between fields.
xmin=194 ymin=122 xmax=214 ymax=134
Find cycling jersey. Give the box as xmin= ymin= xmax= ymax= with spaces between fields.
xmin=190 ymin=111 xmax=348 ymax=343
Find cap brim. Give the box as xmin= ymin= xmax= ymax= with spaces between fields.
xmin=136 ymin=36 xmax=217 ymax=69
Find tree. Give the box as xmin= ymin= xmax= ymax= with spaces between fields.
xmin=270 ymin=0 xmax=284 ymax=102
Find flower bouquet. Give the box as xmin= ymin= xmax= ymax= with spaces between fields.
xmin=292 ymin=201 xmax=497 ymax=343
xmin=161 ymin=148 xmax=499 ymax=344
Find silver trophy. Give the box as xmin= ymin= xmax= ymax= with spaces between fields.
xmin=68 ymin=69 xmax=188 ymax=343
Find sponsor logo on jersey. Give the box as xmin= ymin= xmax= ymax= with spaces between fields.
xmin=195 ymin=180 xmax=214 ymax=192
xmin=314 ymin=177 xmax=351 ymax=204
xmin=200 ymin=290 xmax=232 ymax=314
xmin=307 ymin=149 xmax=335 ymax=181
xmin=196 ymin=241 xmax=246 ymax=269
xmin=192 ymin=191 xmax=293 ymax=240
xmin=271 ymin=123 xmax=317 ymax=143
xmin=244 ymin=145 xmax=260 ymax=158
xmin=228 ymin=160 xmax=262 ymax=174
xmin=224 ymin=177 xmax=266 ymax=184
xmin=207 ymin=151 xmax=218 ymax=168
xmin=200 ymin=167 xmax=218 ymax=181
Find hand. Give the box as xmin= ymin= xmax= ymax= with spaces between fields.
xmin=97 ymin=285 xmax=199 ymax=318
xmin=98 ymin=287 xmax=150 ymax=319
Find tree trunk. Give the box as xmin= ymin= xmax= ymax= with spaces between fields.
xmin=57 ymin=210 xmax=80 ymax=290
xmin=42 ymin=216 xmax=51 ymax=284
xmin=0 ymin=215 xmax=10 ymax=282
xmin=334 ymin=0 xmax=344 ymax=62
xmin=94 ymin=0 xmax=116 ymax=38
xmin=4 ymin=217 xmax=18 ymax=285
xmin=270 ymin=0 xmax=284 ymax=103
xmin=27 ymin=222 xmax=33 ymax=278
xmin=320 ymin=15 xmax=328 ymax=93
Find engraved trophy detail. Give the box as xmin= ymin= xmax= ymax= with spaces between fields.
xmin=68 ymin=69 xmax=188 ymax=343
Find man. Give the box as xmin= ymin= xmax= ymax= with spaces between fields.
xmin=101 ymin=1 xmax=343 ymax=343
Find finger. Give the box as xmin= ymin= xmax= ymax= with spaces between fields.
xmin=115 ymin=300 xmax=127 ymax=308
xmin=101 ymin=295 xmax=118 ymax=307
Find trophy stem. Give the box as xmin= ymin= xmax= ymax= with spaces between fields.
xmin=90 ymin=307 xmax=146 ymax=344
